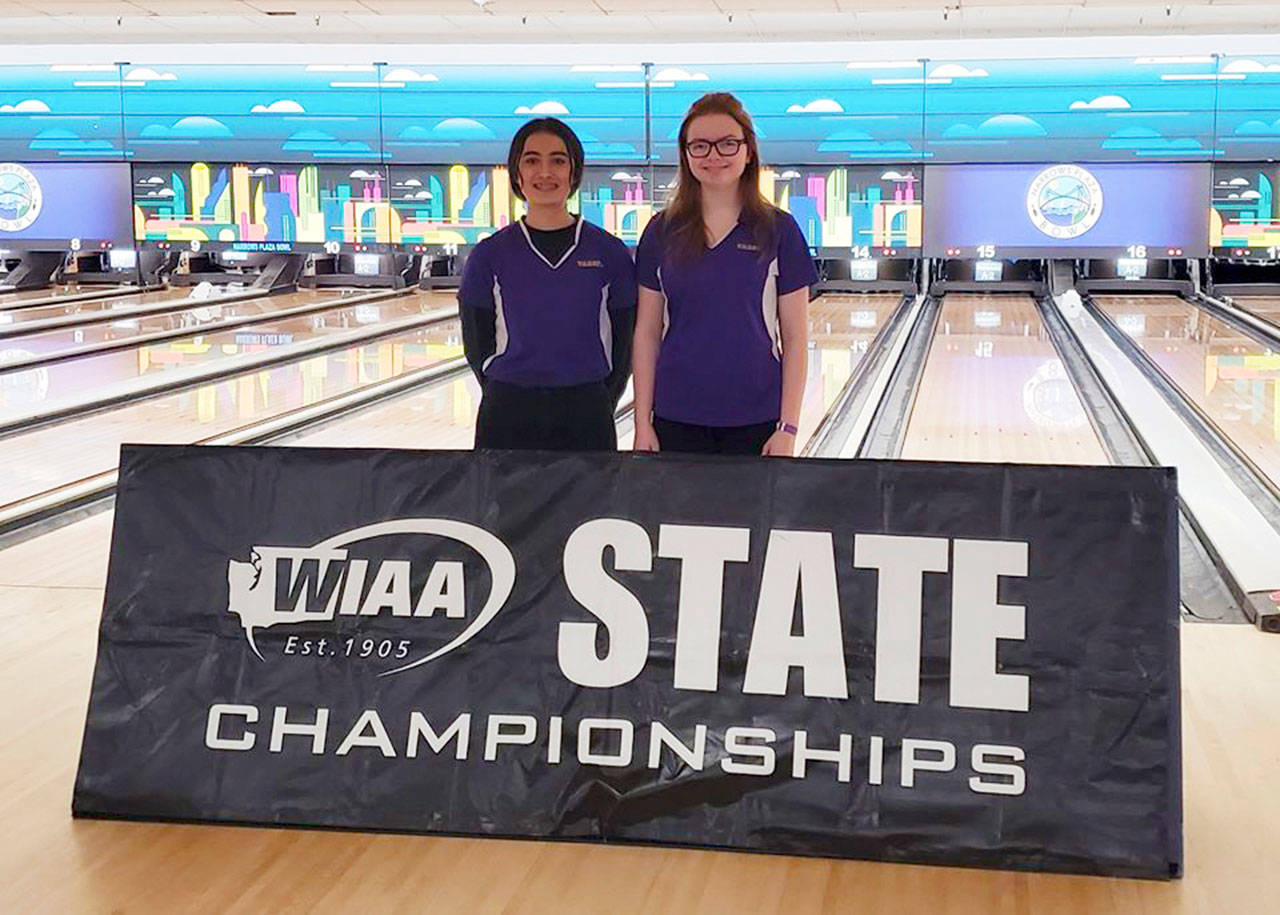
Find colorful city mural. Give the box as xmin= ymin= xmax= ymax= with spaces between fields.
xmin=1211 ymin=163 xmax=1280 ymax=255
xmin=132 ymin=162 xmax=392 ymax=246
xmin=763 ymin=165 xmax=922 ymax=251
xmin=387 ymin=164 xmax=666 ymax=246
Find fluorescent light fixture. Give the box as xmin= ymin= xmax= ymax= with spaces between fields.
xmin=571 ymin=65 xmax=643 ymax=73
xmin=974 ymin=261 xmax=1004 ymax=283
xmin=353 ymin=253 xmax=382 ymax=276
xmin=847 ymin=60 xmax=918 ymax=70
xmin=1116 ymin=258 xmax=1148 ymax=280
xmin=108 ymin=249 xmax=137 ymax=271
xmin=849 ymin=259 xmax=878 ymax=282
xmin=1135 ymin=56 xmax=1215 ymax=64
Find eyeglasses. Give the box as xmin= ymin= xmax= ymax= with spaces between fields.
xmin=684 ymin=137 xmax=745 ymax=158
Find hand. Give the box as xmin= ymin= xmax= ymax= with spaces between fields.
xmin=761 ymin=429 xmax=795 ymax=457
xmin=633 ymin=422 xmax=661 ymax=452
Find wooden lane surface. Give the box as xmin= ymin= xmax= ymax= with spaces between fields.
xmin=0 ymin=315 xmax=463 ymax=506
xmin=1231 ymin=295 xmax=1280 ymax=329
xmin=901 ymin=294 xmax=1109 ymax=465
xmin=1 ymin=513 xmax=1278 ymax=911
xmin=1092 ymin=294 xmax=1280 ymax=492
xmin=288 ymin=293 xmax=903 ymax=454
xmin=4 ymin=290 xmax=447 ymax=409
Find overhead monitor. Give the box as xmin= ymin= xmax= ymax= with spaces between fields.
xmin=765 ymin=164 xmax=922 ymax=257
xmin=0 ymin=162 xmax=132 ymax=251
xmin=132 ymin=162 xmax=392 ymax=252
xmin=1211 ymin=163 xmax=1280 ymax=258
xmin=923 ymin=162 xmax=1210 ymax=259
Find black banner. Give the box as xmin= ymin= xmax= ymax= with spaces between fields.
xmin=74 ymin=446 xmax=1182 ymax=878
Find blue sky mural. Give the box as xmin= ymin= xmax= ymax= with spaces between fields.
xmin=1 ymin=55 xmax=1279 ymax=166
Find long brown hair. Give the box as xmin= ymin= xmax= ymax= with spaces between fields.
xmin=663 ymin=92 xmax=776 ymax=258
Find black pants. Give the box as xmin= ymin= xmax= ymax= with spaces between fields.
xmin=475 ymin=380 xmax=616 ymax=451
xmin=653 ymin=416 xmax=776 ymax=456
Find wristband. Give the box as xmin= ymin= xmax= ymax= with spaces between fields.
xmin=777 ymin=422 xmax=798 ymax=436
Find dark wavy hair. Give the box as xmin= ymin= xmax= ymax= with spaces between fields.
xmin=663 ymin=92 xmax=776 ymax=258
xmin=507 ymin=118 xmax=585 ymax=202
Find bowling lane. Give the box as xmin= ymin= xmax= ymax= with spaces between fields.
xmin=797 ymin=293 xmax=903 ymax=445
xmin=0 ymin=287 xmax=182 ymax=323
xmin=1230 ymin=295 xmax=1280 ymax=331
xmin=900 ymin=294 xmax=1109 ymax=464
xmin=1093 ymin=294 xmax=1280 ymax=491
xmin=1 ymin=290 xmax=458 ymax=412
xmin=0 ymin=319 xmax=463 ymax=508
xmin=0 ymin=283 xmax=116 ymax=304
xmin=290 ymin=293 xmax=904 ymax=452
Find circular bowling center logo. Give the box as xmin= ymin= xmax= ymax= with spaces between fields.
xmin=0 ymin=163 xmax=42 ymax=233
xmin=1026 ymin=164 xmax=1102 ymax=240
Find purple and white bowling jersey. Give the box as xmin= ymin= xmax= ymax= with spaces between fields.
xmin=636 ymin=210 xmax=817 ymax=427
xmin=459 ymin=218 xmax=636 ymax=387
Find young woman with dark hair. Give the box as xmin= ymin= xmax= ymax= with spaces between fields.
xmin=632 ymin=92 xmax=816 ymax=456
xmin=460 ymin=117 xmax=637 ymax=451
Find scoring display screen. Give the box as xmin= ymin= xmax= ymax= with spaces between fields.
xmin=923 ymin=162 xmax=1210 ymax=259
xmin=0 ymin=162 xmax=132 ymax=250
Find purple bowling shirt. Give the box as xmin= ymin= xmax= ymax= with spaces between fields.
xmin=460 ymin=218 xmax=636 ymax=387
xmin=636 ymin=210 xmax=817 ymax=426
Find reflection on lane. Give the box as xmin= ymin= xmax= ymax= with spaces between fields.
xmin=1094 ymin=294 xmax=1280 ymax=490
xmin=1231 ymin=295 xmax=1280 ymax=331
xmin=0 ymin=288 xmax=191 ymax=325
xmin=291 ymin=293 xmax=904 ymax=453
xmin=0 ymin=320 xmax=463 ymax=507
xmin=0 ymin=283 xmax=118 ymax=305
xmin=0 ymin=291 xmax=458 ymax=412
xmin=901 ymin=294 xmax=1108 ymax=464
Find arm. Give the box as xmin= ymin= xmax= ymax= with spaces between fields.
xmin=632 ymin=285 xmax=665 ymax=451
xmin=761 ymin=286 xmax=809 ymax=457
xmin=460 ymin=306 xmax=496 ymax=385
xmin=457 ymin=245 xmax=495 ymax=385
xmin=605 ymin=306 xmax=635 ymax=407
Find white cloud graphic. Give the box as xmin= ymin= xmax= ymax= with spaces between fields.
xmin=514 ymin=100 xmax=570 ymax=115
xmin=1242 ymin=190 xmax=1263 ymax=199
xmin=349 ymin=169 xmax=381 ymax=180
xmin=787 ymin=98 xmax=844 ymax=114
xmin=252 ymin=167 xmax=274 ymax=176
xmin=1070 ymin=95 xmax=1131 ymax=111
xmin=144 ymin=176 xmax=165 ymax=184
xmin=0 ymin=99 xmax=50 ymax=114
xmin=124 ymin=67 xmax=176 ymax=82
xmin=881 ymin=171 xmax=910 ymax=181
xmin=402 ymin=178 xmax=422 ymax=187
xmin=611 ymin=171 xmax=642 ymax=181
xmin=251 ymin=99 xmax=306 ymax=115
xmin=778 ymin=169 xmax=802 ymax=180
xmin=383 ymin=68 xmax=438 ymax=83
xmin=929 ymin=64 xmax=988 ymax=79
xmin=1222 ymin=59 xmax=1280 ymax=75
xmin=653 ymin=68 xmax=708 ymax=82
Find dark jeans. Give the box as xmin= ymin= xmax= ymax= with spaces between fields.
xmin=475 ymin=379 xmax=616 ymax=451
xmin=653 ymin=416 xmax=777 ymax=456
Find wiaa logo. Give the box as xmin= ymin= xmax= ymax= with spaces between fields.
xmin=1025 ymin=164 xmax=1103 ymax=241
xmin=0 ymin=163 xmax=43 ymax=233
xmin=226 ymin=519 xmax=515 ymax=676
